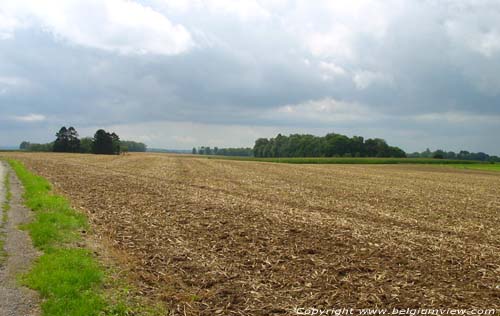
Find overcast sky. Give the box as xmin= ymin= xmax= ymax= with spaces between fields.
xmin=1 ymin=0 xmax=499 ymax=154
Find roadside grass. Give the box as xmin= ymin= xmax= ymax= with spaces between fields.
xmin=7 ymin=159 xmax=167 ymax=316
xmin=8 ymin=159 xmax=106 ymax=316
xmin=0 ymin=169 xmax=11 ymax=263
xmin=206 ymin=156 xmax=485 ymax=165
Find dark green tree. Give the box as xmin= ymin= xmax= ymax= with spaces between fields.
xmin=19 ymin=141 xmax=31 ymax=150
xmin=253 ymin=133 xmax=406 ymax=158
xmin=53 ymin=126 xmax=69 ymax=152
xmin=92 ymin=129 xmax=114 ymax=155
xmin=111 ymin=133 xmax=121 ymax=155
xmin=79 ymin=137 xmax=93 ymax=153
xmin=67 ymin=126 xmax=81 ymax=153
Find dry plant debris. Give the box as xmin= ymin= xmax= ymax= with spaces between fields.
xmin=2 ymin=153 xmax=499 ymax=315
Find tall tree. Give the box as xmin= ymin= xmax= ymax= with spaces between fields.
xmin=111 ymin=132 xmax=121 ymax=155
xmin=53 ymin=126 xmax=69 ymax=152
xmin=67 ymin=126 xmax=81 ymax=153
xmin=92 ymin=129 xmax=114 ymax=155
xmin=92 ymin=129 xmax=121 ymax=155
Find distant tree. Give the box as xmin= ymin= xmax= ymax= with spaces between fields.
xmin=192 ymin=147 xmax=197 ymax=155
xmin=409 ymin=148 xmax=498 ymax=162
xmin=79 ymin=137 xmax=93 ymax=153
xmin=67 ymin=126 xmax=81 ymax=153
xmin=388 ymin=146 xmax=407 ymax=158
xmin=53 ymin=126 xmax=69 ymax=152
xmin=52 ymin=126 xmax=81 ymax=153
xmin=21 ymin=142 xmax=53 ymax=152
xmin=457 ymin=150 xmax=470 ymax=160
xmin=111 ymin=133 xmax=121 ymax=155
xmin=19 ymin=141 xmax=31 ymax=150
xmin=120 ymin=141 xmax=146 ymax=152
xmin=254 ymin=138 xmax=270 ymax=157
xmin=92 ymin=129 xmax=115 ymax=155
xmin=421 ymin=148 xmax=433 ymax=158
xmin=433 ymin=149 xmax=446 ymax=159
xmin=446 ymin=151 xmax=456 ymax=159
xmin=253 ymin=133 xmax=405 ymax=158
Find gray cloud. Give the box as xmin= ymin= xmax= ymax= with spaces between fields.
xmin=0 ymin=0 xmax=499 ymax=154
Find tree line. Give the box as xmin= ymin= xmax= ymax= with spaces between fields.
xmin=408 ymin=149 xmax=500 ymax=162
xmin=20 ymin=127 xmax=147 ymax=155
xmin=253 ymin=133 xmax=406 ymax=158
xmin=192 ymin=147 xmax=253 ymax=156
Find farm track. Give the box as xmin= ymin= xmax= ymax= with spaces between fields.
xmin=1 ymin=153 xmax=499 ymax=315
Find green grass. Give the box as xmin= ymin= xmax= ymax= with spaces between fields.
xmin=206 ymin=156 xmax=485 ymax=165
xmin=8 ymin=159 xmax=107 ymax=316
xmin=446 ymin=163 xmax=500 ymax=172
xmin=6 ymin=159 xmax=165 ymax=316
xmin=0 ymin=169 xmax=11 ymax=263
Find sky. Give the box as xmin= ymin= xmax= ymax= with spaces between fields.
xmin=0 ymin=0 xmax=499 ymax=154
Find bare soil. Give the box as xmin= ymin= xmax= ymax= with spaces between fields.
xmin=2 ymin=153 xmax=499 ymax=315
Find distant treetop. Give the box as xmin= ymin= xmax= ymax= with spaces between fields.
xmin=19 ymin=127 xmax=146 ymax=155
xmin=253 ymin=133 xmax=406 ymax=158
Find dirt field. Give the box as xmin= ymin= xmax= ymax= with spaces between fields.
xmin=2 ymin=153 xmax=499 ymax=315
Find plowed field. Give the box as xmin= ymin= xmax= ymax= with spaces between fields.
xmin=2 ymin=153 xmax=499 ymax=315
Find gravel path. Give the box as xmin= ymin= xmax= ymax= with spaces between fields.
xmin=0 ymin=161 xmax=40 ymax=316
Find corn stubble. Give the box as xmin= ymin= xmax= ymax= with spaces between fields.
xmin=4 ymin=153 xmax=499 ymax=315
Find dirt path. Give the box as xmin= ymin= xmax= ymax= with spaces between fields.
xmin=0 ymin=161 xmax=40 ymax=316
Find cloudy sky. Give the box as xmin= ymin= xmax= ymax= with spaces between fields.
xmin=1 ymin=0 xmax=499 ymax=154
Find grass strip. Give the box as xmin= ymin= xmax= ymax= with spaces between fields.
xmin=445 ymin=163 xmax=500 ymax=172
xmin=8 ymin=159 xmax=107 ymax=316
xmin=206 ymin=156 xmax=489 ymax=165
xmin=0 ymin=169 xmax=11 ymax=263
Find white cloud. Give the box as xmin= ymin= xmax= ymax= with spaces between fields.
xmin=78 ymin=120 xmax=291 ymax=148
xmin=0 ymin=76 xmax=28 ymax=86
xmin=285 ymin=0 xmax=402 ymax=61
xmin=414 ymin=111 xmax=500 ymax=125
xmin=445 ymin=9 xmax=500 ymax=58
xmin=158 ymin=0 xmax=270 ymax=21
xmin=172 ymin=135 xmax=196 ymax=144
xmin=306 ymin=24 xmax=354 ymax=60
xmin=11 ymin=113 xmax=46 ymax=122
xmin=318 ymin=61 xmax=346 ymax=80
xmin=2 ymin=0 xmax=193 ymax=55
xmin=0 ymin=76 xmax=29 ymax=94
xmin=353 ymin=71 xmax=393 ymax=90
xmin=266 ymin=98 xmax=381 ymax=124
xmin=0 ymin=10 xmax=23 ymax=39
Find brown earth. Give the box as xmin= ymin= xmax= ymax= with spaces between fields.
xmin=1 ymin=153 xmax=499 ymax=315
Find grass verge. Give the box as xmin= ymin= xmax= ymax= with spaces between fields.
xmin=0 ymin=168 xmax=11 ymax=263
xmin=206 ymin=156 xmax=486 ymax=165
xmin=8 ymin=159 xmax=106 ymax=316
xmin=7 ymin=159 xmax=166 ymax=316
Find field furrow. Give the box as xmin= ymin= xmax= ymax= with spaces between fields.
xmin=3 ymin=153 xmax=499 ymax=315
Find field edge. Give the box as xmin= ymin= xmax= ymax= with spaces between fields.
xmin=6 ymin=159 xmax=166 ymax=316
